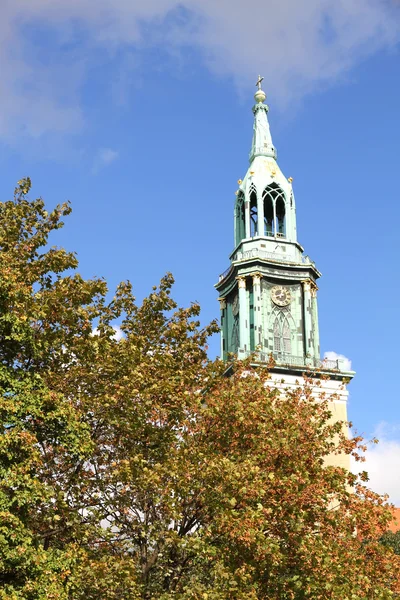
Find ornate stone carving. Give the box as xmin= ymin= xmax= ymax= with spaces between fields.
xmin=236 ymin=276 xmax=247 ymax=289
xmin=252 ymin=272 xmax=263 ymax=285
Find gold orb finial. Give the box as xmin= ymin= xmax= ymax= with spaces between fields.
xmin=254 ymin=75 xmax=266 ymax=103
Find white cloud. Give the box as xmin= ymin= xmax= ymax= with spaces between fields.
xmin=92 ymin=325 xmax=124 ymax=340
xmin=112 ymin=325 xmax=124 ymax=341
xmin=323 ymin=351 xmax=352 ymax=371
xmin=92 ymin=147 xmax=119 ymax=174
xmin=354 ymin=423 xmax=400 ymax=506
xmin=0 ymin=0 xmax=399 ymax=143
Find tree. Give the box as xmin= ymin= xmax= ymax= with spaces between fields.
xmin=0 ymin=180 xmax=399 ymax=599
xmin=380 ymin=530 xmax=400 ymax=556
xmin=0 ymin=179 xmax=108 ymax=598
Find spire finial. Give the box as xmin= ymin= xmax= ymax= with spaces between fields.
xmin=250 ymin=75 xmax=276 ymax=161
xmin=254 ymin=75 xmax=266 ymax=103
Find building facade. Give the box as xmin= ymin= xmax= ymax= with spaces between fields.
xmin=215 ymin=81 xmax=354 ymax=461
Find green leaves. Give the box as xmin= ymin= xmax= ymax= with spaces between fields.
xmin=0 ymin=180 xmax=399 ymax=599
xmin=380 ymin=530 xmax=400 ymax=555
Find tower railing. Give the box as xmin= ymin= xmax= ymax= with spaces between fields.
xmin=218 ymin=265 xmax=234 ymax=282
xmin=264 ymin=231 xmax=285 ymax=238
xmin=218 ymin=248 xmax=315 ymax=280
xmin=239 ymin=350 xmax=342 ymax=371
xmin=232 ymin=248 xmax=313 ymax=265
xmin=272 ymin=353 xmax=340 ymax=371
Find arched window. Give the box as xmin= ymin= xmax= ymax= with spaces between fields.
xmin=249 ymin=184 xmax=258 ymax=237
xmin=235 ymin=192 xmax=245 ymax=246
xmin=276 ymin=197 xmax=286 ymax=236
xmin=264 ymin=191 xmax=274 ymax=236
xmin=273 ymin=318 xmax=281 ymax=353
xmin=273 ymin=314 xmax=292 ymax=355
xmin=262 ymin=184 xmax=286 ymax=238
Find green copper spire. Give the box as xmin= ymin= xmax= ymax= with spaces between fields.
xmin=234 ymin=79 xmax=297 ymax=246
xmin=216 ymin=79 xmax=320 ymax=366
xmin=215 ymin=79 xmax=355 ymax=384
xmin=250 ymin=76 xmax=277 ymax=162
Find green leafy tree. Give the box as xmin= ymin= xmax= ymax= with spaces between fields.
xmin=0 ymin=180 xmax=399 ymax=599
xmin=380 ymin=530 xmax=400 ymax=555
xmin=0 ymin=179 xmax=108 ymax=598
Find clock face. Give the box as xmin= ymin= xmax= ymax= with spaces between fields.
xmin=232 ymin=294 xmax=239 ymax=316
xmin=271 ymin=285 xmax=291 ymax=307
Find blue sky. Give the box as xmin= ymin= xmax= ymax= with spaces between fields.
xmin=0 ymin=0 xmax=399 ymax=502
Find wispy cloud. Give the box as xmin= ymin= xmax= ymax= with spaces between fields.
xmin=355 ymin=422 xmax=400 ymax=506
xmin=0 ymin=0 xmax=399 ymax=144
xmin=92 ymin=147 xmax=119 ymax=174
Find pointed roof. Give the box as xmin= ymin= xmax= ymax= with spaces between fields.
xmin=249 ymin=78 xmax=277 ymax=163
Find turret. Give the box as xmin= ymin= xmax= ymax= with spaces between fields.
xmin=215 ymin=78 xmax=354 ymax=380
xmin=214 ymin=80 xmax=354 ymax=475
xmin=234 ymin=80 xmax=298 ymax=260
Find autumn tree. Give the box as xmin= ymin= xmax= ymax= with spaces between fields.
xmin=0 ymin=178 xmax=110 ymax=598
xmin=0 ymin=180 xmax=399 ymax=599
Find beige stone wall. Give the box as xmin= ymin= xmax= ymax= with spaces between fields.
xmin=268 ymin=373 xmax=351 ymax=471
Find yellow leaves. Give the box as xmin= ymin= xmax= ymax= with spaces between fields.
xmin=16 ymin=177 xmax=32 ymax=196
xmin=0 ymin=180 xmax=398 ymax=598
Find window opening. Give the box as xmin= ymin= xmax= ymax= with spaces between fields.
xmin=262 ymin=184 xmax=286 ymax=238
xmin=235 ymin=192 xmax=246 ymax=245
xmin=249 ymin=184 xmax=258 ymax=237
xmin=264 ymin=192 xmax=274 ymax=236
xmin=273 ymin=317 xmax=281 ymax=353
xmin=276 ymin=197 xmax=286 ymax=236
xmin=273 ymin=313 xmax=292 ymax=355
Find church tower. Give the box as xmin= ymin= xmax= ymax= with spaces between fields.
xmin=215 ymin=79 xmax=354 ymax=424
